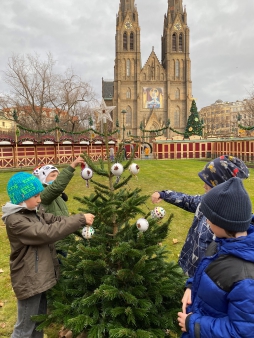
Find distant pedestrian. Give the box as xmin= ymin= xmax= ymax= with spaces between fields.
xmin=144 ymin=146 xmax=149 ymax=158
xmin=122 ymin=146 xmax=126 ymax=160
xmin=109 ymin=147 xmax=115 ymax=162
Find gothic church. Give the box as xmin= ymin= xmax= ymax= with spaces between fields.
xmin=102 ymin=0 xmax=192 ymax=139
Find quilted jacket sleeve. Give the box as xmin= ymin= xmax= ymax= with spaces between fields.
xmin=159 ymin=190 xmax=202 ymax=213
xmin=187 ymin=279 xmax=254 ymax=338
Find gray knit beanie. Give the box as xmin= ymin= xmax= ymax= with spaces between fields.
xmin=200 ymin=177 xmax=252 ymax=232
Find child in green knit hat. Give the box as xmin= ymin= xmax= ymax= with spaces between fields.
xmin=2 ymin=172 xmax=94 ymax=338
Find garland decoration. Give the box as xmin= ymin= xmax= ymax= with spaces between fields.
xmin=41 ymin=135 xmax=56 ymax=142
xmin=169 ymin=127 xmax=185 ymax=135
xmin=238 ymin=124 xmax=254 ymax=131
xmin=0 ymin=135 xmax=15 ymax=144
xmin=18 ymin=134 xmax=38 ymax=144
xmin=16 ymin=124 xmax=119 ymax=137
xmin=139 ymin=119 xmax=170 ymax=134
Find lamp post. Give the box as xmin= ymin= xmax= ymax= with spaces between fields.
xmin=55 ymin=114 xmax=60 ymax=164
xmin=89 ymin=116 xmax=94 ymax=156
xmin=13 ymin=110 xmax=18 ymax=167
xmin=121 ymin=110 xmax=127 ymax=143
xmin=121 ymin=109 xmax=127 ymax=160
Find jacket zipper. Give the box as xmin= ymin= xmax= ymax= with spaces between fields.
xmin=35 ymin=249 xmax=38 ymax=273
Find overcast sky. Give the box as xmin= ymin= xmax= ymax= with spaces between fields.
xmin=1 ymin=0 xmax=254 ymax=110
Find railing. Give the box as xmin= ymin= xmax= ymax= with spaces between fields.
xmin=1 ymin=137 xmax=254 ymax=169
xmin=0 ymin=143 xmax=140 ymax=169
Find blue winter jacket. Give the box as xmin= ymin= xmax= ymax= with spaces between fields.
xmin=159 ymin=190 xmax=214 ymax=277
xmin=182 ymin=226 xmax=254 ymax=338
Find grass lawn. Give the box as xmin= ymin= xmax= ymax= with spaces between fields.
xmin=1 ymin=159 xmax=254 ymax=337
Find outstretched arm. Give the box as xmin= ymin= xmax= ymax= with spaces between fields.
xmin=70 ymin=155 xmax=85 ymax=168
xmin=151 ymin=190 xmax=202 ymax=213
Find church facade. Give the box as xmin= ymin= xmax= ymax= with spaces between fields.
xmin=102 ymin=0 xmax=192 ymax=139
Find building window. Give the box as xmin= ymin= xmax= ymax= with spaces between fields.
xmin=130 ymin=32 xmax=134 ymax=50
xmin=172 ymin=33 xmax=176 ymax=52
xmin=175 ymin=88 xmax=180 ymax=99
xmin=175 ymin=60 xmax=180 ymax=78
xmin=2 ymin=122 xmax=5 ymax=127
xmin=174 ymin=108 xmax=180 ymax=127
xmin=126 ymin=88 xmax=131 ymax=99
xmin=126 ymin=59 xmax=130 ymax=77
xmin=179 ymin=34 xmax=183 ymax=52
xmin=123 ymin=32 xmax=127 ymax=50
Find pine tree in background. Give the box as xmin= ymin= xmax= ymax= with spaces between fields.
xmin=36 ymin=117 xmax=186 ymax=338
xmin=184 ymin=100 xmax=203 ymax=138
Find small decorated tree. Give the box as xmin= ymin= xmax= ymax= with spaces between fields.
xmin=36 ymin=100 xmax=186 ymax=338
xmin=184 ymin=100 xmax=203 ymax=138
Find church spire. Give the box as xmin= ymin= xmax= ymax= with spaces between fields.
xmin=119 ymin=0 xmax=135 ymax=13
xmin=168 ymin=0 xmax=183 ymax=20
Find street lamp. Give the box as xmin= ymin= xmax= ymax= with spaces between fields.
xmin=121 ymin=109 xmax=127 ymax=160
xmin=121 ymin=110 xmax=127 ymax=144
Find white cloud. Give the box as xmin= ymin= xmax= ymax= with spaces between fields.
xmin=1 ymin=0 xmax=254 ymax=109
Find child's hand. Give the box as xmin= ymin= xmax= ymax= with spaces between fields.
xmin=181 ymin=288 xmax=192 ymax=313
xmin=151 ymin=192 xmax=161 ymax=204
xmin=177 ymin=312 xmax=190 ymax=332
xmin=84 ymin=213 xmax=95 ymax=225
xmin=71 ymin=156 xmax=85 ymax=168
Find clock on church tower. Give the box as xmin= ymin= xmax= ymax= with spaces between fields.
xmin=124 ymin=21 xmax=132 ymax=29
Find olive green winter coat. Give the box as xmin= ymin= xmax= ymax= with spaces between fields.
xmin=4 ymin=207 xmax=87 ymax=300
xmin=39 ymin=165 xmax=75 ymax=216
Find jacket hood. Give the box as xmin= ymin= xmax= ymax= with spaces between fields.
xmin=2 ymin=202 xmax=25 ymax=221
xmin=216 ymin=225 xmax=254 ymax=263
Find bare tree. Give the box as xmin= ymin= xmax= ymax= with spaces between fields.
xmin=241 ymin=98 xmax=254 ymax=135
xmin=49 ymin=68 xmax=96 ymax=132
xmin=0 ymin=53 xmax=96 ymax=132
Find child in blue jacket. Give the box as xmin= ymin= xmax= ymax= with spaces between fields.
xmin=151 ymin=155 xmax=249 ymax=277
xmin=177 ymin=177 xmax=254 ymax=337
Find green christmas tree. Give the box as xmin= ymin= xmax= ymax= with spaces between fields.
xmin=36 ymin=119 xmax=186 ymax=338
xmin=184 ymin=100 xmax=203 ymax=138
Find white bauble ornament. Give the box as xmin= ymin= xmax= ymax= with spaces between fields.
xmin=111 ymin=163 xmax=124 ymax=176
xmin=136 ymin=218 xmax=149 ymax=232
xmin=129 ymin=163 xmax=140 ymax=175
xmin=151 ymin=206 xmax=166 ymax=219
xmin=81 ymin=168 xmax=93 ymax=180
xmin=82 ymin=226 xmax=95 ymax=239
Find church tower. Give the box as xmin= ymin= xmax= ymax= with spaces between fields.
xmin=108 ymin=0 xmax=192 ymax=139
xmin=161 ymin=0 xmax=192 ymax=134
xmin=113 ymin=0 xmax=141 ymax=138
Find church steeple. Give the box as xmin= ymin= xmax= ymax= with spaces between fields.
xmin=113 ymin=0 xmax=141 ymax=135
xmin=117 ymin=0 xmax=139 ymax=27
xmin=160 ymin=0 xmax=192 ymax=134
xmin=168 ymin=0 xmax=183 ymax=17
xmin=162 ymin=0 xmax=189 ymax=66
xmin=119 ymin=0 xmax=135 ymax=14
